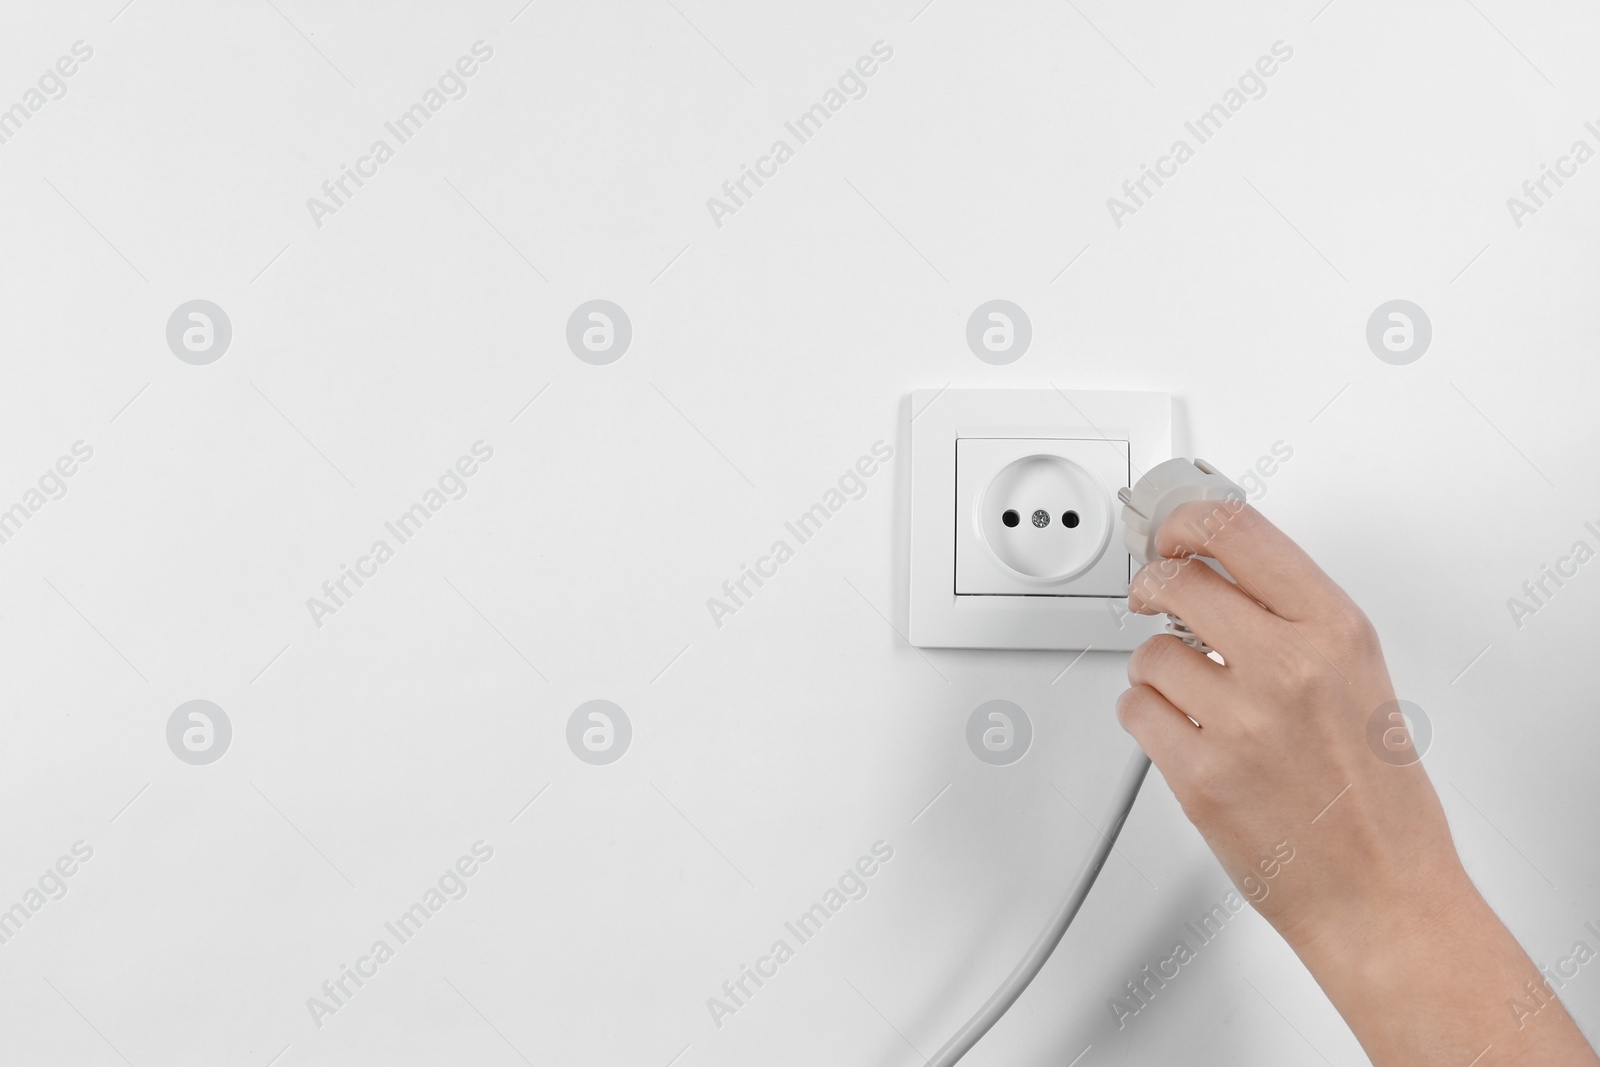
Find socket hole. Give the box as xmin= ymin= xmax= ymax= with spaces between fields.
xmin=1002 ymin=509 xmax=1020 ymax=528
xmin=1062 ymin=510 xmax=1080 ymax=529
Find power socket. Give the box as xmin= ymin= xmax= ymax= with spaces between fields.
xmin=908 ymin=389 xmax=1169 ymax=651
xmin=955 ymin=437 xmax=1127 ymax=597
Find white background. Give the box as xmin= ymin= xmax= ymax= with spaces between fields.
xmin=1 ymin=1 xmax=1597 ymax=1064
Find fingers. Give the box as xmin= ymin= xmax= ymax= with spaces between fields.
xmin=1155 ymin=500 xmax=1346 ymax=624
xmin=1127 ymin=634 xmax=1229 ymax=725
xmin=1128 ymin=554 xmax=1276 ymax=660
xmin=1116 ymin=684 xmax=1200 ymax=768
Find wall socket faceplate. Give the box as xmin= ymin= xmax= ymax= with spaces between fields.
xmin=908 ymin=389 xmax=1170 ymax=651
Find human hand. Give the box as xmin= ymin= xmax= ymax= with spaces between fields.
xmin=1115 ymin=499 xmax=1460 ymax=944
xmin=1114 ymin=499 xmax=1598 ymax=1066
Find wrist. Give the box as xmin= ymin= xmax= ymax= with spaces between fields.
xmin=1285 ymin=850 xmax=1482 ymax=975
xmin=1284 ymin=860 xmax=1575 ymax=1066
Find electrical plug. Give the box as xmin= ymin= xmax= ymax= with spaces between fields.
xmin=1118 ymin=458 xmax=1246 ymax=655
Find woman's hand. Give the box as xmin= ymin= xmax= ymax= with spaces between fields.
xmin=1116 ymin=499 xmax=1598 ymax=1067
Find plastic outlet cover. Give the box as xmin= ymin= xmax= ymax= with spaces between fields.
xmin=907 ymin=388 xmax=1170 ymax=651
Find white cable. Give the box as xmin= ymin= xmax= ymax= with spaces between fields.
xmin=923 ymin=746 xmax=1151 ymax=1067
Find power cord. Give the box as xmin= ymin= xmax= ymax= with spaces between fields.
xmin=923 ymin=748 xmax=1150 ymax=1067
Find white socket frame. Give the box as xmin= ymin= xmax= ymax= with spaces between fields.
xmin=908 ymin=389 xmax=1171 ymax=651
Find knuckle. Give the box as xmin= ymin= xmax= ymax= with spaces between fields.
xmin=1231 ymin=501 xmax=1268 ymax=533
xmin=1115 ymin=685 xmax=1154 ymax=733
xmin=1171 ymin=498 xmax=1255 ymax=553
xmin=1128 ymin=634 xmax=1173 ymax=683
xmin=1129 ymin=563 xmax=1171 ymax=605
xmin=1280 ymin=655 xmax=1322 ymax=694
xmin=1114 ymin=691 xmax=1133 ymax=731
xmin=1114 ymin=686 xmax=1140 ymax=730
xmin=1231 ymin=709 xmax=1273 ymax=753
xmin=1136 ymin=556 xmax=1197 ymax=605
xmin=1259 ymin=643 xmax=1312 ymax=694
xmin=1275 ymin=653 xmax=1341 ymax=703
xmin=1126 ymin=573 xmax=1154 ymax=611
xmin=1213 ymin=501 xmax=1265 ymax=545
xmin=1158 ymin=558 xmax=1194 ymax=592
xmin=1328 ymin=603 xmax=1380 ymax=652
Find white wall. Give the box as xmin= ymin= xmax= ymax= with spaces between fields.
xmin=0 ymin=1 xmax=1597 ymax=1064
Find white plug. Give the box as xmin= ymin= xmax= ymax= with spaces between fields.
xmin=1118 ymin=458 xmax=1245 ymax=655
